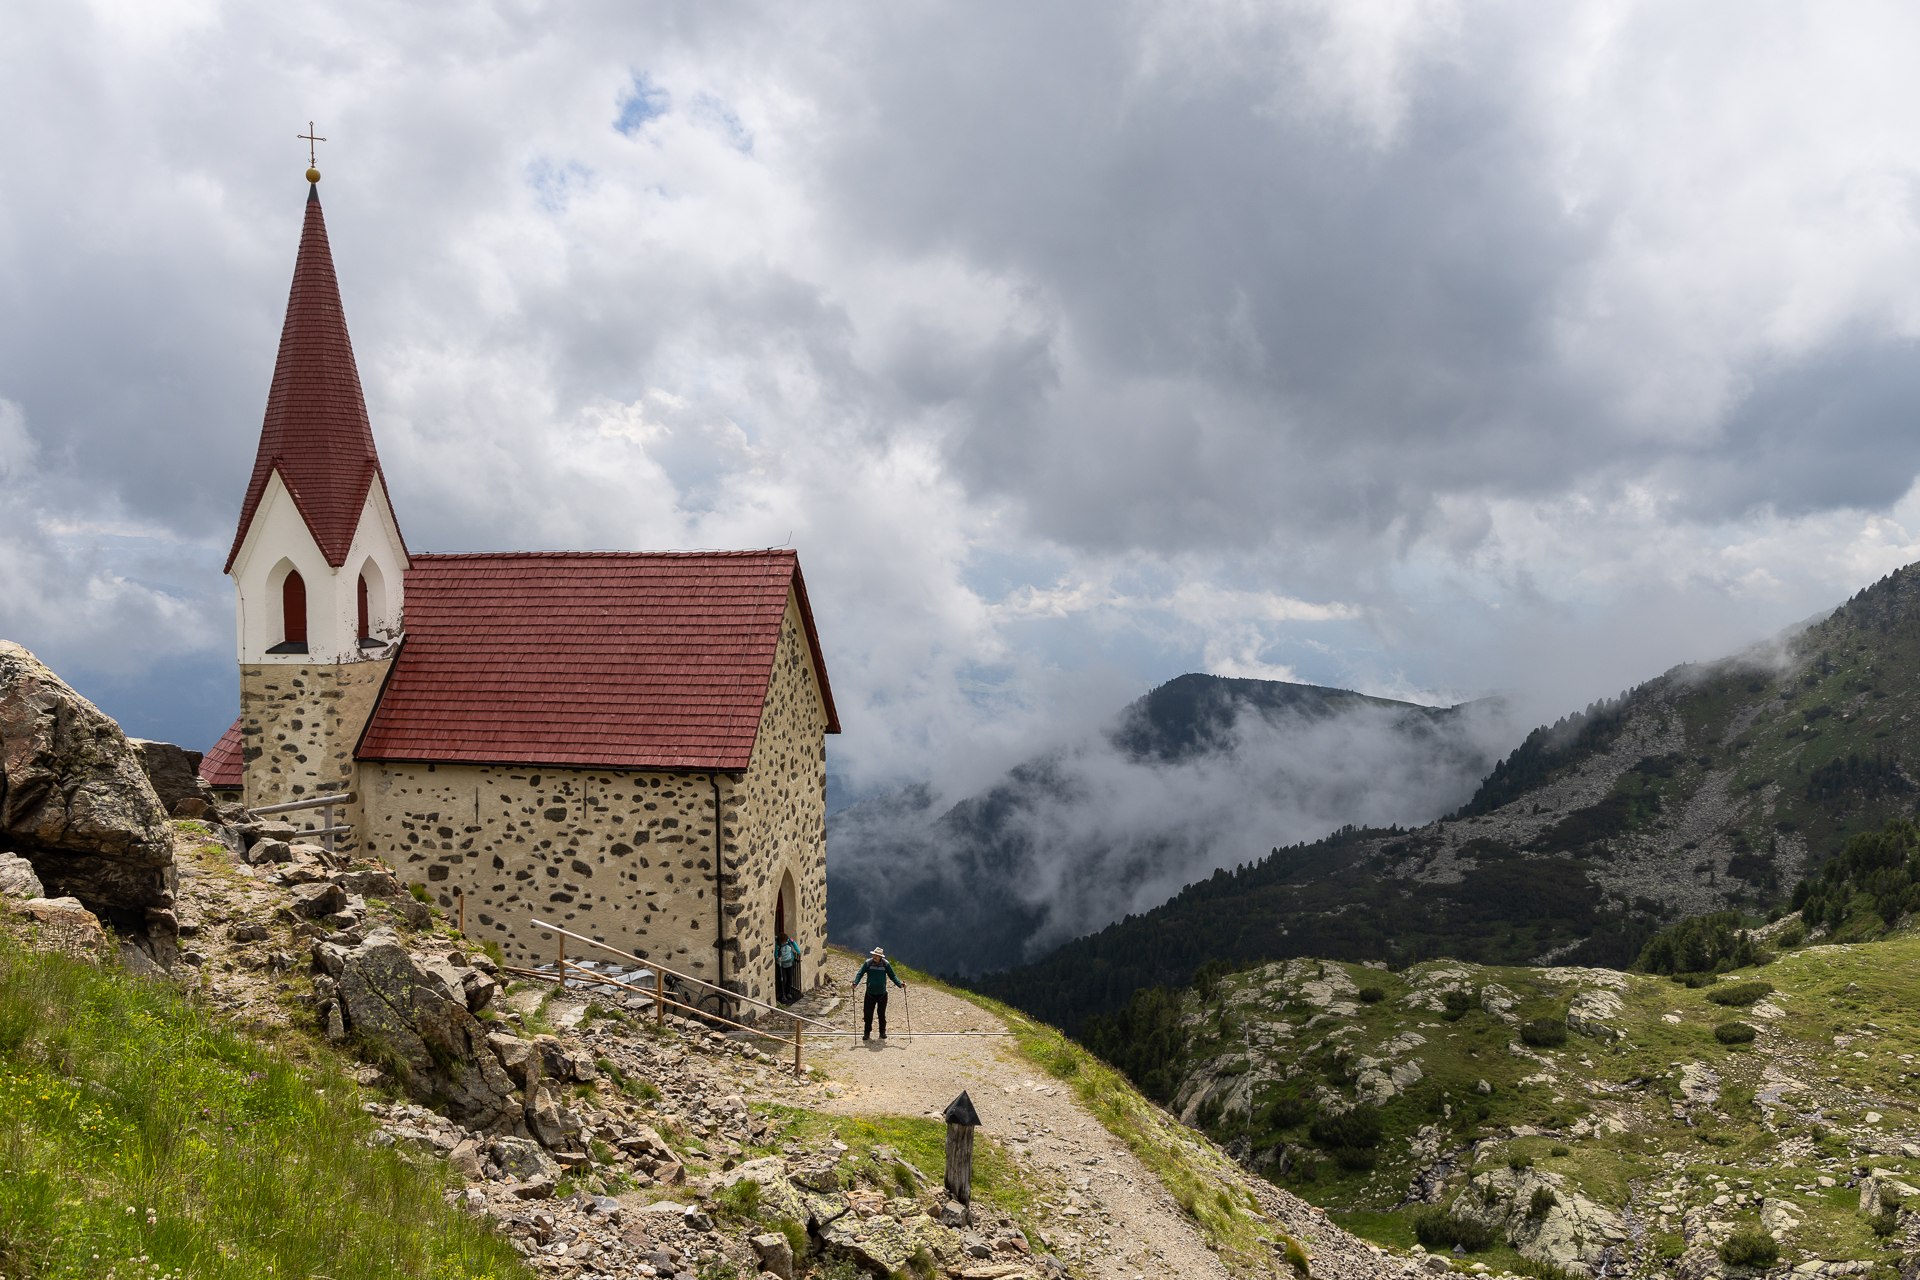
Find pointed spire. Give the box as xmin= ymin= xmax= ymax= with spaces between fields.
xmin=225 ymin=183 xmax=403 ymax=573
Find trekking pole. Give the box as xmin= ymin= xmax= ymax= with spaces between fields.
xmin=903 ymin=986 xmax=913 ymax=1043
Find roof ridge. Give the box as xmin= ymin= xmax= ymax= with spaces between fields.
xmin=409 ymin=549 xmax=797 ymax=561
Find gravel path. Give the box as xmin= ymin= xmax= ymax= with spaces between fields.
xmin=807 ymin=950 xmax=1234 ymax=1280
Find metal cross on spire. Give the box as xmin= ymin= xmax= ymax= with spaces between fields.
xmin=298 ymin=122 xmax=326 ymax=168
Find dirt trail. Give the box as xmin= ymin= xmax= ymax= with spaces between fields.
xmin=805 ymin=950 xmax=1235 ymax=1280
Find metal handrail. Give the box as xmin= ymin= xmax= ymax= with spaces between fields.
xmin=526 ymin=916 xmax=842 ymax=1035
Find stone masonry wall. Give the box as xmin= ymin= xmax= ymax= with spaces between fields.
xmin=358 ymin=764 xmax=735 ymax=980
xmin=729 ymin=594 xmax=831 ymax=1003
xmin=240 ymin=659 xmax=392 ymax=847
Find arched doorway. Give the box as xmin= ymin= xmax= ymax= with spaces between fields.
xmin=775 ymin=870 xmax=799 ymax=1003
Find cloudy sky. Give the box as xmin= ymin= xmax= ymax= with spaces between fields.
xmin=6 ymin=0 xmax=1920 ymax=802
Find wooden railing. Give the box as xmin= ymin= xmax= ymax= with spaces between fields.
xmin=247 ymin=791 xmax=355 ymax=854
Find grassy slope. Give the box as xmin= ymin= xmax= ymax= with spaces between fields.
xmin=971 ymin=561 xmax=1920 ymax=1035
xmin=1167 ymin=929 xmax=1920 ymax=1268
xmin=0 ymin=923 xmax=526 ymax=1280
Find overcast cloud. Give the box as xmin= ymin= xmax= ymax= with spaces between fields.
xmin=5 ymin=1 xmax=1920 ymax=792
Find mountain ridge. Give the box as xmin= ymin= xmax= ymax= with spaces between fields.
xmin=965 ymin=561 xmax=1920 ymax=1034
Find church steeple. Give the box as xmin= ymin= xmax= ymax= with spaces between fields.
xmin=226 ymin=169 xmax=409 ymax=668
xmin=224 ymin=176 xmax=403 ymax=574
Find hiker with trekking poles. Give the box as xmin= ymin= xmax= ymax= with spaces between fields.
xmin=850 ymin=946 xmax=905 ymax=1041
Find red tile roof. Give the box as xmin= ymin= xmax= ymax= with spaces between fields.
xmin=355 ymin=550 xmax=839 ymax=771
xmin=225 ymin=186 xmax=405 ymax=573
xmin=202 ymin=716 xmax=244 ymax=789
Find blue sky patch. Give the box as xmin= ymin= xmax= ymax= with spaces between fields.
xmin=615 ymin=74 xmax=669 ymax=135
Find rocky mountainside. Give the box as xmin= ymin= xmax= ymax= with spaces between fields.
xmin=828 ymin=674 xmax=1506 ymax=977
xmin=1119 ymin=917 xmax=1920 ymax=1280
xmin=968 ymin=562 xmax=1920 ymax=1035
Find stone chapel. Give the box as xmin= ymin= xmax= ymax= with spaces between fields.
xmin=200 ymin=173 xmax=839 ymax=1008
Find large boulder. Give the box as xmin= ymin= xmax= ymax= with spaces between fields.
xmin=0 ymin=641 xmax=174 ymax=915
xmin=316 ymin=929 xmax=525 ymax=1131
xmin=127 ymin=739 xmax=217 ymax=815
xmin=1451 ymin=1167 xmax=1628 ymax=1272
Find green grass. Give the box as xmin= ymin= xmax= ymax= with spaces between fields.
xmin=0 ymin=931 xmax=526 ymax=1280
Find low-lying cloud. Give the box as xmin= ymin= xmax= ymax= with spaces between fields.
xmin=827 ymin=681 xmax=1516 ymax=975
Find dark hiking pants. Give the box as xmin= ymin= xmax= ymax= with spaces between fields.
xmin=863 ymin=991 xmax=889 ymax=1038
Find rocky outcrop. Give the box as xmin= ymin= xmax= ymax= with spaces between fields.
xmin=1450 ymin=1166 xmax=1629 ymax=1273
xmin=127 ymin=739 xmax=217 ymax=816
xmin=0 ymin=640 xmax=175 ymax=916
xmin=312 ymin=929 xmax=525 ymax=1131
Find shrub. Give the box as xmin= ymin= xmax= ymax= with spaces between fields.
xmin=1714 ymin=1022 xmax=1758 ymax=1044
xmin=1256 ymin=1094 xmax=1314 ymax=1132
xmin=1528 ymin=1188 xmax=1559 ymax=1219
xmin=1442 ymin=991 xmax=1477 ymax=1022
xmin=1718 ymin=1228 xmax=1779 ymax=1267
xmin=1871 ymin=1211 xmax=1900 ymax=1238
xmin=1310 ymin=1103 xmax=1382 ymax=1149
xmin=1706 ymin=981 xmax=1774 ymax=1006
xmin=1520 ymin=1018 xmax=1568 ymax=1047
xmin=1357 ymin=986 xmax=1386 ymax=1003
xmin=407 ymin=881 xmax=432 ymax=904
xmin=1412 ymin=1206 xmax=1495 ymax=1252
xmin=1776 ymin=924 xmax=1805 ymax=948
xmin=1334 ymin=1146 xmax=1377 ymax=1172
xmin=1283 ymin=1237 xmax=1312 ymax=1276
xmin=1509 ymin=1154 xmax=1534 ymax=1172
xmin=1549 ymin=1145 xmax=1571 ymax=1157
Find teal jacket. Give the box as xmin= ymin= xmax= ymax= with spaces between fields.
xmin=777 ymin=939 xmax=800 ymax=969
xmin=853 ymin=958 xmax=902 ymax=994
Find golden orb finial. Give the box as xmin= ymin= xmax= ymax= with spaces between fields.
xmin=306 ymin=167 xmax=321 ymax=184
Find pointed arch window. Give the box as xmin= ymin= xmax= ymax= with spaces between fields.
xmin=356 ymin=559 xmax=390 ymax=648
xmin=268 ymin=569 xmax=309 ymax=654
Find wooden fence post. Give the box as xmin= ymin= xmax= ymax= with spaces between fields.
xmin=558 ymin=935 xmax=566 ymax=990
xmin=457 ymin=891 xmax=465 ymax=937
xmin=794 ymin=1016 xmax=803 ymax=1080
xmin=656 ymin=968 xmax=664 ymax=1027
xmin=943 ymin=1091 xmax=981 ymax=1220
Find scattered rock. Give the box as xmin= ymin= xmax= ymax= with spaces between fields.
xmin=751 ymin=1231 xmax=795 ymax=1280
xmin=0 ymin=852 xmax=45 ymax=899
xmin=287 ymin=881 xmax=347 ymax=919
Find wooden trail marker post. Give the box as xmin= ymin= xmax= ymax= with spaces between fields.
xmin=943 ymin=1091 xmax=981 ymax=1222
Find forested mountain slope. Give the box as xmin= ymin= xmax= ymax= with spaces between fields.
xmin=966 ymin=562 xmax=1920 ymax=1036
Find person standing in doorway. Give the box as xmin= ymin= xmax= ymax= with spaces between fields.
xmin=776 ymin=933 xmax=801 ymax=1004
xmin=850 ymin=946 xmax=904 ymax=1040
